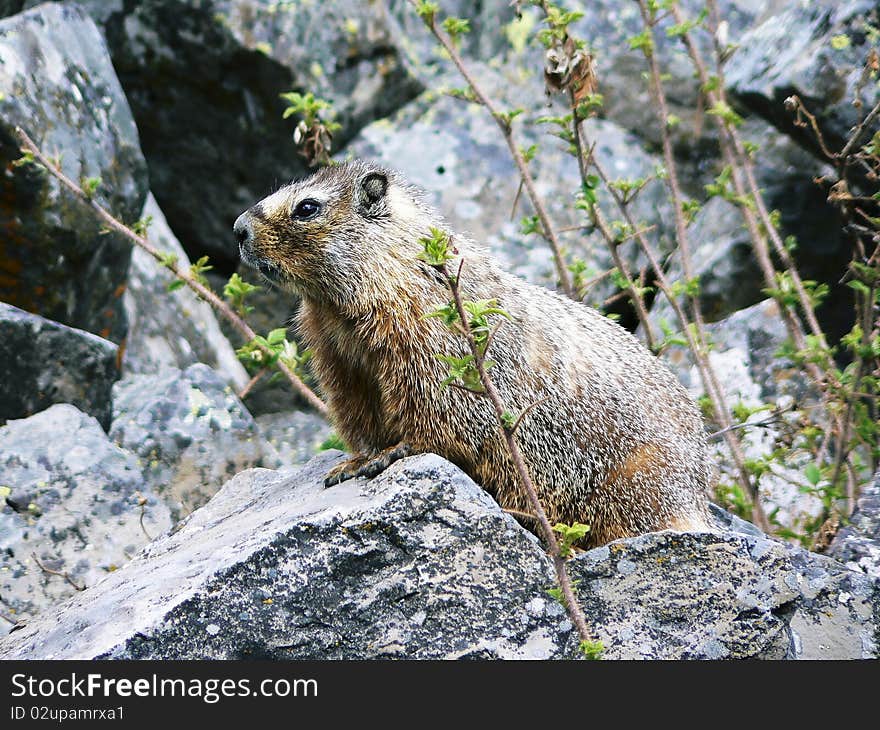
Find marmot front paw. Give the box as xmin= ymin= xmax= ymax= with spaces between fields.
xmin=323 ymin=443 xmax=414 ymax=487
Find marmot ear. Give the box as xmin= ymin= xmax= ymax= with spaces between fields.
xmin=357 ymin=171 xmax=388 ymax=216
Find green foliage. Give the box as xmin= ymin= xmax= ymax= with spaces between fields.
xmin=553 ymin=522 xmax=591 ymax=557
xmin=131 ymin=215 xmax=153 ymax=238
xmin=414 ymin=0 xmax=439 ymax=25
xmin=579 ymin=639 xmax=605 ymax=660
xmin=223 ymin=273 xmax=261 ymax=315
xmin=235 ymin=327 xmax=310 ymax=379
xmin=706 ymin=100 xmax=744 ymax=128
xmin=318 ymin=432 xmax=347 ymax=452
xmin=188 ymin=255 xmax=213 ymax=288
xmin=80 ymin=176 xmax=102 ymax=200
xmin=441 ymin=16 xmax=470 ymax=44
xmin=418 ymin=227 xmax=455 ymax=266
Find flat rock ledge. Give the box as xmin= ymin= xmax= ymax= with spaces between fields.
xmin=0 ymin=453 xmax=876 ymax=660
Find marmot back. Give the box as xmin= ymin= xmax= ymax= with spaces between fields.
xmin=234 ymin=160 xmax=714 ymax=547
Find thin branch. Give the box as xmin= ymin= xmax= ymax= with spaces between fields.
xmin=409 ymin=2 xmax=575 ymax=298
xmin=30 ymin=552 xmax=85 ymax=592
xmin=15 ymin=127 xmax=328 ymax=417
xmin=437 ymin=255 xmax=600 ymax=654
xmin=238 ymin=366 xmax=269 ymax=400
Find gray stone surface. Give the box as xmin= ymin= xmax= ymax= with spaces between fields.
xmin=829 ymin=469 xmax=880 ymax=580
xmin=256 ymin=410 xmax=334 ymax=469
xmin=0 ymin=2 xmax=148 ymax=342
xmin=0 ymin=405 xmax=172 ymax=635
xmin=0 ymin=453 xmax=572 ymax=659
xmin=0 ymin=452 xmax=875 ymax=659
xmin=726 ymin=0 xmax=880 ymax=164
xmin=109 ymin=364 xmax=265 ymax=521
xmin=23 ymin=0 xmax=422 ymax=267
xmin=122 ymin=193 xmax=249 ymax=390
xmin=0 ymin=302 xmax=118 ymax=429
xmin=712 ymin=503 xmax=879 ymax=659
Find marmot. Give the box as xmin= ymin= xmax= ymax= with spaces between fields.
xmin=234 ymin=160 xmax=714 ymax=546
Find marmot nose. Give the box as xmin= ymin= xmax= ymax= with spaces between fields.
xmin=233 ymin=213 xmax=253 ymax=249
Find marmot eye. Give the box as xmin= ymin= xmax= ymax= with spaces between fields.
xmin=292 ymin=198 xmax=321 ymax=221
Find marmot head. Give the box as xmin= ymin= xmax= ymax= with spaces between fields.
xmin=234 ymin=160 xmax=442 ymax=313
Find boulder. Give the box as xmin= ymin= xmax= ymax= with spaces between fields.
xmin=0 ymin=453 xmax=573 ymax=659
xmin=109 ymin=364 xmax=266 ymax=521
xmin=0 ymin=452 xmax=875 ymax=659
xmin=256 ymin=410 xmax=334 ymax=469
xmin=829 ymin=469 xmax=880 ymax=580
xmin=0 ymin=2 xmax=148 ymax=342
xmin=122 ymin=193 xmax=249 ymax=390
xmin=0 ymin=302 xmax=118 ymax=429
xmin=726 ymin=0 xmax=880 ymax=166
xmin=0 ymin=404 xmax=172 ymax=635
xmin=21 ymin=0 xmax=423 ymax=267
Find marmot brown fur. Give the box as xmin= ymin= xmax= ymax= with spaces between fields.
xmin=234 ymin=160 xmax=714 ymax=547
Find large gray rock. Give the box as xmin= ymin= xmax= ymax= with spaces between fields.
xmin=109 ymin=364 xmax=266 ymax=521
xmin=0 ymin=404 xmax=172 ymax=635
xmin=727 ymin=0 xmax=880 ymax=165
xmin=256 ymin=410 xmax=334 ymax=469
xmin=0 ymin=3 xmax=148 ymax=342
xmin=0 ymin=453 xmax=573 ymax=659
xmin=22 ymin=0 xmax=422 ymax=267
xmin=829 ymin=469 xmax=880 ymax=579
xmin=0 ymin=452 xmax=875 ymax=659
xmin=122 ymin=193 xmax=249 ymax=390
xmin=0 ymin=303 xmax=118 ymax=429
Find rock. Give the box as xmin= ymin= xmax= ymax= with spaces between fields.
xmin=1 ymin=452 xmax=875 ymax=659
xmin=714 ymin=503 xmax=879 ymax=659
xmin=256 ymin=410 xmax=334 ymax=469
xmin=384 ymin=0 xmax=519 ymax=77
xmin=122 ymin=193 xmax=249 ymax=390
xmin=783 ymin=542 xmax=879 ymax=659
xmin=662 ymin=299 xmax=825 ymax=533
xmin=0 ymin=404 xmax=171 ymax=635
xmin=347 ymin=75 xmax=674 ymax=311
xmin=0 ymin=302 xmax=118 ymax=430
xmin=829 ymin=469 xmax=880 ymax=579
xmin=558 ymin=0 xmax=772 ymax=164
xmin=648 ymin=117 xmax=848 ymax=332
xmin=568 ymin=530 xmax=799 ymax=659
xmin=0 ymin=3 xmax=149 ymax=342
xmin=108 ymin=364 xmax=265 ymax=521
xmin=726 ymin=0 xmax=880 ymax=166
xmin=23 ymin=0 xmax=422 ymax=267
xmin=0 ymin=453 xmax=572 ymax=659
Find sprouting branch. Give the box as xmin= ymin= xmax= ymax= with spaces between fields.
xmin=436 ymin=255 xmax=601 ymax=656
xmin=408 ymin=0 xmax=576 ymax=299
xmin=15 ymin=127 xmax=328 ymax=417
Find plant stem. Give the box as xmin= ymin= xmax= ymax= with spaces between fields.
xmin=16 ymin=127 xmax=328 ymax=417
xmin=439 ymin=256 xmax=599 ymax=653
xmin=410 ymin=1 xmax=575 ymax=299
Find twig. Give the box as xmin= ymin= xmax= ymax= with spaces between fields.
xmin=436 ymin=256 xmax=600 ymax=655
xmin=30 ymin=552 xmax=85 ymax=592
xmin=15 ymin=127 xmax=328 ymax=417
xmin=238 ymin=366 xmax=269 ymax=400
xmin=409 ymin=1 xmax=576 ymax=298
